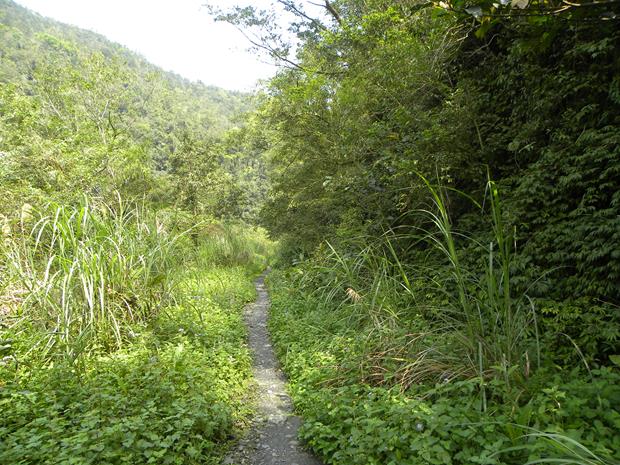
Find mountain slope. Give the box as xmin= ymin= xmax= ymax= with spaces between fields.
xmin=0 ymin=0 xmax=257 ymax=216
xmin=0 ymin=0 xmax=250 ymax=128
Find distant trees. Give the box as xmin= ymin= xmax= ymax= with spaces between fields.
xmin=0 ymin=0 xmax=265 ymax=221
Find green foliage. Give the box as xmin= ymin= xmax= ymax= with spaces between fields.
xmin=2 ymin=0 xmax=619 ymax=462
xmin=537 ymin=299 xmax=620 ymax=367
xmin=229 ymin=0 xmax=620 ymax=306
xmin=256 ymin=5 xmax=465 ymax=256
xmin=0 ymin=197 xmax=271 ymax=465
xmin=0 ymin=0 xmax=260 ymax=219
xmin=453 ymin=18 xmax=620 ymax=302
xmin=1 ymin=198 xmax=181 ymax=363
xmin=206 ymin=0 xmax=620 ymax=460
xmin=0 ymin=194 xmax=270 ymax=464
xmin=197 ymin=222 xmax=275 ymax=271
xmin=0 ymin=265 xmax=257 ymax=465
xmin=279 ymin=178 xmax=541 ymax=392
xmin=443 ymin=0 xmax=620 ymax=37
xmin=0 ymin=2 xmax=277 ymax=463
xmin=268 ymin=271 xmax=620 ymax=465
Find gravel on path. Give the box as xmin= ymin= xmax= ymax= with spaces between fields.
xmin=222 ymin=271 xmax=324 ymax=465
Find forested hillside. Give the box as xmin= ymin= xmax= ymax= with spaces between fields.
xmin=0 ymin=0 xmax=263 ymax=220
xmin=0 ymin=2 xmax=272 ymax=463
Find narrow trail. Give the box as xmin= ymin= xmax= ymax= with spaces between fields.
xmin=223 ymin=272 xmax=323 ymax=465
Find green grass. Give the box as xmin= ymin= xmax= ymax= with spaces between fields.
xmin=196 ymin=222 xmax=275 ymax=271
xmin=0 ymin=197 xmax=274 ymax=464
xmin=265 ymin=178 xmax=620 ymax=465
xmin=1 ymin=266 xmax=257 ymax=465
xmin=288 ymin=176 xmax=540 ymax=390
xmin=268 ymin=272 xmax=620 ymax=465
xmin=1 ymin=198 xmax=181 ymax=364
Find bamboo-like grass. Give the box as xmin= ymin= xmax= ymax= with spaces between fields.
xmin=298 ymin=175 xmax=541 ymax=397
xmin=413 ymin=174 xmax=541 ymax=404
xmin=0 ymin=198 xmax=276 ymax=367
xmin=196 ymin=222 xmax=274 ymax=270
xmin=2 ymin=196 xmax=182 ymax=364
xmin=495 ymin=429 xmax=619 ymax=465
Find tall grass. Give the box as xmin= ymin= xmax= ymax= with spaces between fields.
xmin=494 ymin=429 xmax=620 ymax=465
xmin=1 ymin=197 xmax=182 ymax=364
xmin=195 ymin=222 xmax=274 ymax=271
xmin=296 ymin=176 xmax=540 ymax=393
xmin=417 ymin=176 xmax=540 ymax=386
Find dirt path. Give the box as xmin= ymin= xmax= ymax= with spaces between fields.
xmin=223 ymin=272 xmax=323 ymax=465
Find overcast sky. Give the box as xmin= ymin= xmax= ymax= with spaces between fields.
xmin=14 ymin=0 xmax=285 ymax=91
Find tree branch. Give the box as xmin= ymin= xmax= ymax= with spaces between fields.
xmin=276 ymin=0 xmax=327 ymax=30
xmin=324 ymin=0 xmax=342 ymax=25
xmin=307 ymin=0 xmax=342 ymax=24
xmin=233 ymin=24 xmax=306 ymax=72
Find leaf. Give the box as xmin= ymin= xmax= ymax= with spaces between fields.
xmin=511 ymin=0 xmax=529 ymax=9
xmin=465 ymin=6 xmax=483 ymax=18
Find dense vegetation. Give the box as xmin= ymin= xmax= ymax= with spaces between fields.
xmin=212 ymin=0 xmax=620 ymax=464
xmin=0 ymin=0 xmax=264 ymax=219
xmin=1 ymin=203 xmax=272 ymax=463
xmin=1 ymin=0 xmax=619 ymax=463
xmin=0 ymin=1 xmax=273 ymax=463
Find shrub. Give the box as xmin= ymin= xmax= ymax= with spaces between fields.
xmin=0 ymin=265 xmax=256 ymax=465
xmin=1 ymin=197 xmax=181 ymax=364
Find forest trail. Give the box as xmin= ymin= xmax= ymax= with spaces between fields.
xmin=223 ymin=271 xmax=323 ymax=465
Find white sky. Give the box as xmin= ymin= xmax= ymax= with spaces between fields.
xmin=13 ymin=0 xmax=285 ymax=91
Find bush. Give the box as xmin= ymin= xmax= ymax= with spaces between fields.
xmin=0 ymin=197 xmax=267 ymax=464
xmin=267 ymin=271 xmax=620 ymax=465
xmin=0 ymin=265 xmax=256 ymax=465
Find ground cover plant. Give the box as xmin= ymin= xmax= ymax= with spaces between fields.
xmin=268 ymin=251 xmax=620 ymax=464
xmin=202 ymin=1 xmax=620 ymax=462
xmin=0 ymin=3 xmax=276 ymax=461
xmin=267 ymin=180 xmax=620 ymax=465
xmin=0 ymin=199 xmax=273 ymax=464
xmin=2 ymin=0 xmax=620 ymax=463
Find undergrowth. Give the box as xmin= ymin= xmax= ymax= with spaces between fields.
xmin=0 ymin=198 xmax=273 ymax=464
xmin=267 ymin=180 xmax=620 ymax=465
xmin=269 ymin=275 xmax=620 ymax=464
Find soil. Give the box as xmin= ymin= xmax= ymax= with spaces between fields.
xmin=222 ymin=271 xmax=324 ymax=465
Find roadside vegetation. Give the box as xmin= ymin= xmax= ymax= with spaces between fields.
xmin=0 ymin=1 xmax=274 ymax=463
xmin=0 ymin=200 xmax=273 ymax=464
xmin=267 ymin=182 xmax=620 ymax=464
xmin=1 ymin=0 xmax=619 ymax=463
xmin=211 ymin=0 xmax=620 ymax=463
